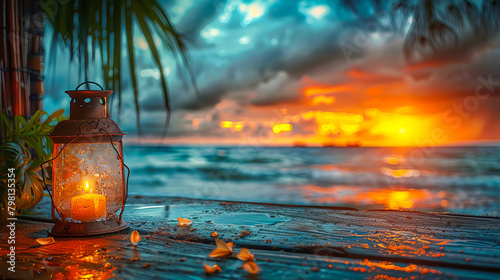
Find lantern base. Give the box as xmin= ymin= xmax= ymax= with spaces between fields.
xmin=50 ymin=219 xmax=129 ymax=237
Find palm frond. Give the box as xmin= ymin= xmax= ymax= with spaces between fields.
xmin=134 ymin=1 xmax=171 ymax=136
xmin=124 ymin=3 xmax=141 ymax=136
xmin=402 ymin=0 xmax=500 ymax=63
xmin=403 ymin=0 xmax=459 ymax=63
xmin=342 ymin=0 xmax=364 ymax=18
xmin=446 ymin=4 xmax=464 ymax=31
xmin=481 ymin=0 xmax=500 ymax=34
xmin=462 ymin=0 xmax=481 ymax=34
xmin=429 ymin=20 xmax=458 ymax=50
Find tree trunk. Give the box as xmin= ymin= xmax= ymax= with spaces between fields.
xmin=28 ymin=0 xmax=44 ymax=114
xmin=0 ymin=1 xmax=11 ymax=116
xmin=1 ymin=0 xmax=43 ymax=118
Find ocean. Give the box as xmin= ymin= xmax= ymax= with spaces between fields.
xmin=125 ymin=145 xmax=500 ymax=216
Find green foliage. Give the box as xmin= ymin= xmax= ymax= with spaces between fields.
xmin=0 ymin=110 xmax=67 ymax=222
xmin=0 ymin=143 xmax=44 ymax=217
xmin=43 ymin=0 xmax=197 ymax=134
xmin=1 ymin=109 xmax=66 ymax=167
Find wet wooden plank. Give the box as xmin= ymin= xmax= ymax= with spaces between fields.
xmin=1 ymin=196 xmax=499 ymax=279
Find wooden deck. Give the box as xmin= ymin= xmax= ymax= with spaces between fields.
xmin=1 ymin=196 xmax=500 ymax=279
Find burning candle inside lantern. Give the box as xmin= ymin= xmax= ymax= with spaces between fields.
xmin=70 ymin=181 xmax=106 ymax=222
xmin=49 ymin=83 xmax=129 ymax=236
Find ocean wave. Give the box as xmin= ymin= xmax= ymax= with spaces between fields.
xmin=125 ymin=145 xmax=500 ymax=215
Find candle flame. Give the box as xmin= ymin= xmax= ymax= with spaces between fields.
xmin=85 ymin=181 xmax=90 ymax=192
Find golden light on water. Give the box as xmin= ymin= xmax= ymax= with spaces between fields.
xmin=381 ymin=168 xmax=419 ymax=178
xmin=298 ymin=185 xmax=444 ymax=210
xmin=388 ymin=191 xmax=413 ymax=209
xmin=365 ymin=189 xmax=424 ymax=210
xmin=384 ymin=156 xmax=401 ymax=165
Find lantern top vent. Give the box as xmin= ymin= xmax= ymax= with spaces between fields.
xmin=66 ymin=82 xmax=113 ymax=120
xmin=50 ymin=82 xmax=125 ymax=144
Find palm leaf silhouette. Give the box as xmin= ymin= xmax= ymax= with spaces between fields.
xmin=346 ymin=0 xmax=499 ymax=63
xmin=446 ymin=3 xmax=465 ymax=31
xmin=481 ymin=0 xmax=500 ymax=35
xmin=462 ymin=0 xmax=481 ymax=34
xmin=342 ymin=0 xmax=364 ymax=18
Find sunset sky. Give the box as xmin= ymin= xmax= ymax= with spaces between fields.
xmin=44 ymin=0 xmax=500 ymax=146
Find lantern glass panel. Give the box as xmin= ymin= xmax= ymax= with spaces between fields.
xmin=52 ymin=142 xmax=124 ymax=222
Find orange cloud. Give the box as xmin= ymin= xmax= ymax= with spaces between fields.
xmin=303 ymin=84 xmax=352 ymax=96
xmin=311 ymin=95 xmax=335 ymax=106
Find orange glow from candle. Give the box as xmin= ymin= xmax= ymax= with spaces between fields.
xmin=70 ymin=180 xmax=106 ymax=222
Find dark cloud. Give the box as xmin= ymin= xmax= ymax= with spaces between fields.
xmin=250 ymin=71 xmax=302 ymax=106
xmin=168 ymin=0 xmax=227 ymax=44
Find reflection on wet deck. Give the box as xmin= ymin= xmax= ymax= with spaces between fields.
xmin=2 ymin=197 xmax=499 ymax=279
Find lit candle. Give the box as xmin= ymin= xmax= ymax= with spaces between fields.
xmin=70 ymin=181 xmax=106 ymax=222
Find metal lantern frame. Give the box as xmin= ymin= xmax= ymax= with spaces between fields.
xmin=42 ymin=82 xmax=130 ymax=236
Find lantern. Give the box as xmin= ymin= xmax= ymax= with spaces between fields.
xmin=47 ymin=82 xmax=129 ymax=236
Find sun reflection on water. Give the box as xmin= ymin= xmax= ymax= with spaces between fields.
xmin=298 ymin=184 xmax=448 ymax=210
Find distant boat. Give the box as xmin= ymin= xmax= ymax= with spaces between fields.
xmin=321 ymin=142 xmax=336 ymax=147
xmin=292 ymin=141 xmax=308 ymax=147
xmin=346 ymin=141 xmax=361 ymax=147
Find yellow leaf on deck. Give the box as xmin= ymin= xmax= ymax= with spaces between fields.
xmin=36 ymin=237 xmax=55 ymax=245
xmin=236 ymin=248 xmax=254 ymax=261
xmin=208 ymin=238 xmax=234 ymax=258
xmin=242 ymin=261 xmax=261 ymax=274
xmin=204 ymin=264 xmax=222 ymax=274
xmin=177 ymin=217 xmax=192 ymax=226
xmin=130 ymin=230 xmax=141 ymax=245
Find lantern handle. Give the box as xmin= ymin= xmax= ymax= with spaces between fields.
xmin=75 ymin=81 xmax=104 ymax=91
